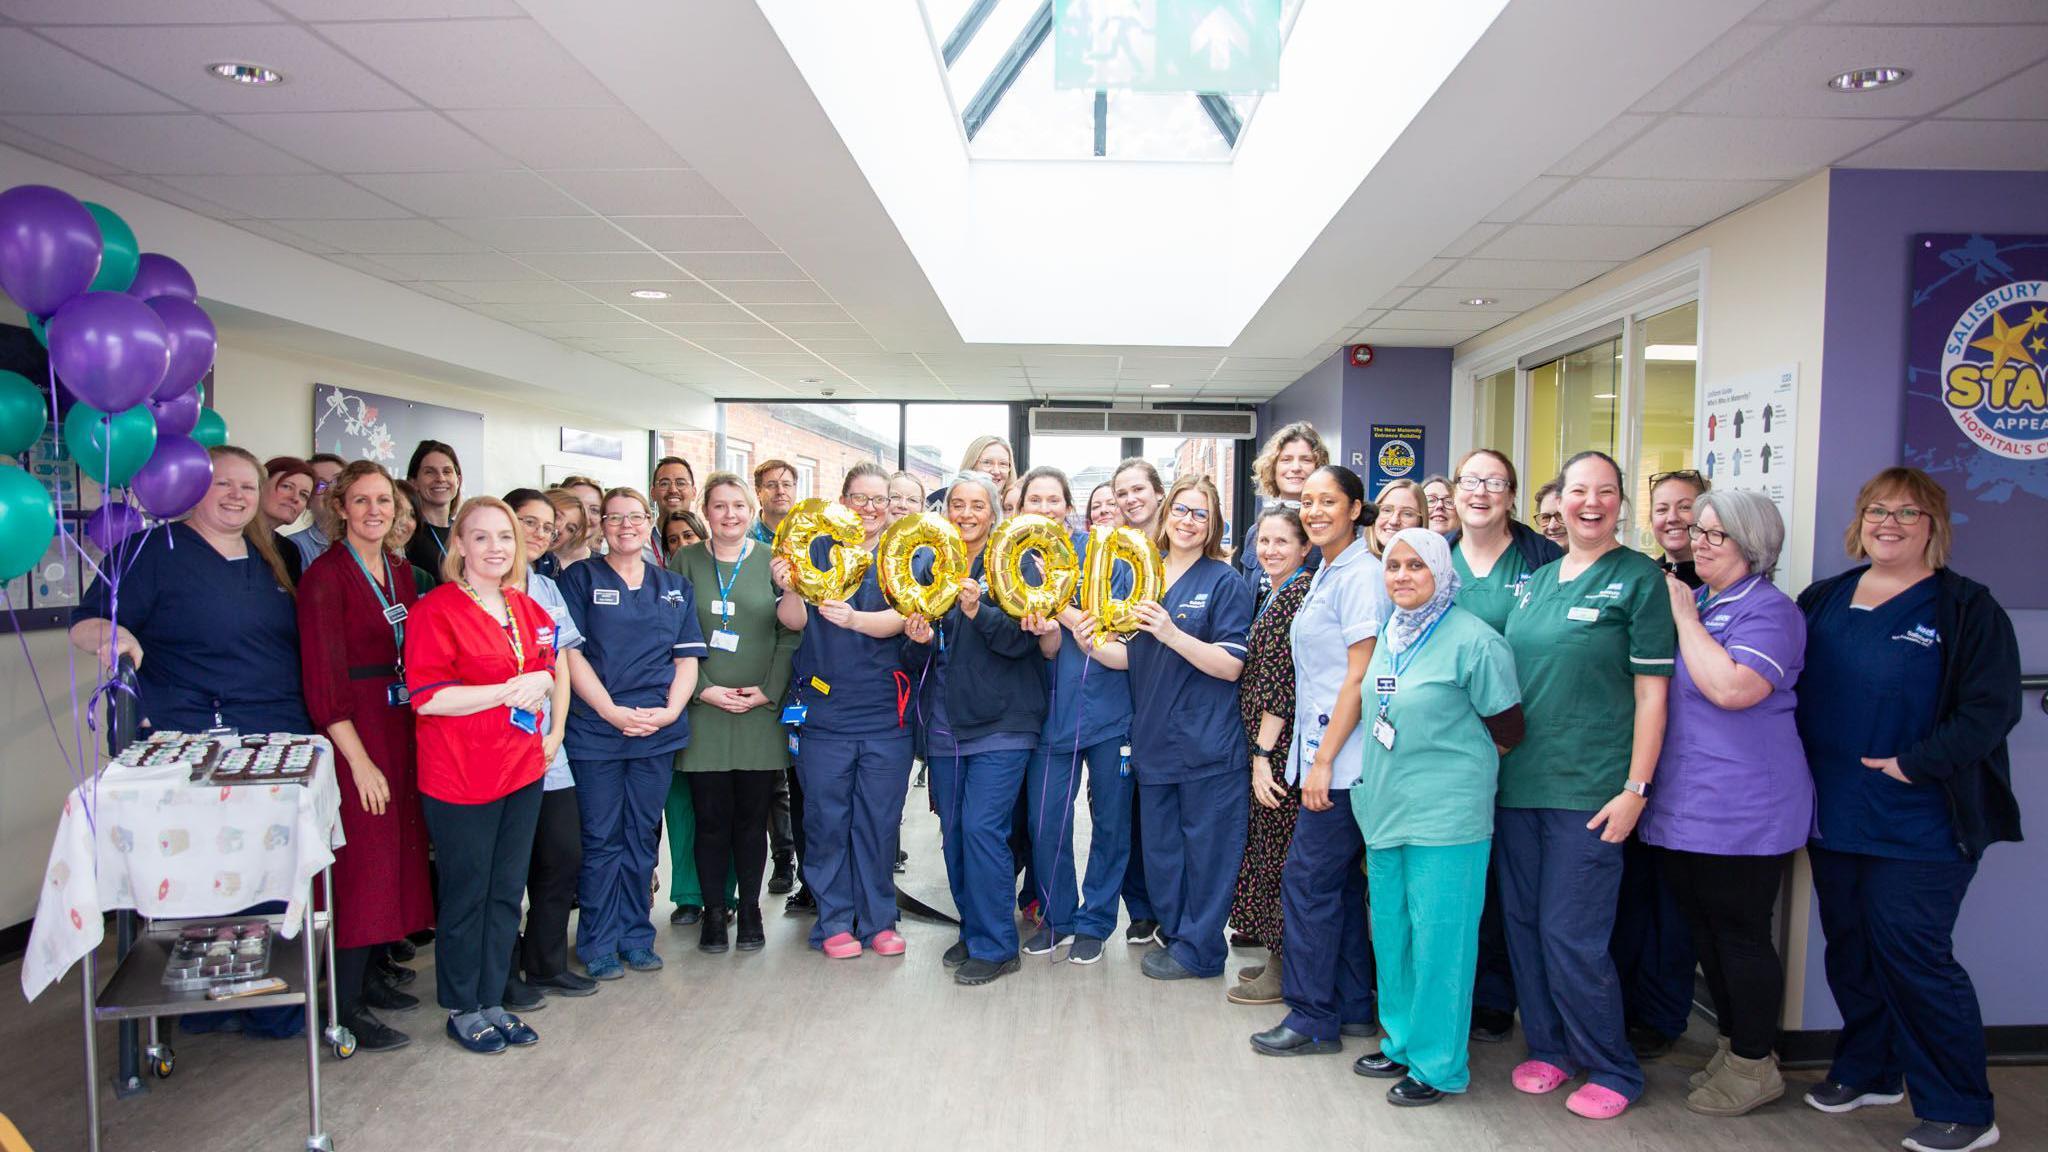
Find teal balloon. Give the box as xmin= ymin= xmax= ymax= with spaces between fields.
xmin=62 ymin=401 xmax=156 ymax=487
xmin=27 ymin=312 xmax=47 ymax=348
xmin=84 ymin=203 xmax=139 ymax=294
xmin=0 ymin=370 xmax=45 ymax=455
xmin=0 ymin=463 xmax=56 ymax=581
xmin=192 ymin=406 xmax=227 ymax=449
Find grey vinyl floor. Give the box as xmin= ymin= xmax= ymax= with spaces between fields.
xmin=4 ymin=772 xmax=2039 ymax=1152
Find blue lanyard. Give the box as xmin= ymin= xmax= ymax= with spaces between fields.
xmin=712 ymin=540 xmax=752 ymax=628
xmin=1375 ymin=611 xmax=1446 ymax=715
xmin=1255 ymin=566 xmax=1306 ymax=626
xmin=345 ymin=542 xmax=405 ymax=658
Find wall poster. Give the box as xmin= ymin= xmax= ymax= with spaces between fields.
xmin=1699 ymin=364 xmax=1797 ymax=539
xmin=1366 ymin=423 xmax=1424 ymax=497
xmin=312 ymin=384 xmax=484 ymax=480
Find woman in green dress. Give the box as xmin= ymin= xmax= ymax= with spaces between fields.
xmin=668 ymin=471 xmax=808 ymax=952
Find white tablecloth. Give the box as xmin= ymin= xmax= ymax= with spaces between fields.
xmin=20 ymin=738 xmax=345 ymax=1002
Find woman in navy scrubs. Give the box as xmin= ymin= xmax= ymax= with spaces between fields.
xmin=1795 ymin=468 xmax=2020 ymax=1152
xmin=558 ymin=487 xmax=706 ymax=981
xmin=71 ymin=445 xmax=309 ymax=736
xmin=906 ymin=470 xmax=1058 ymax=985
xmin=1082 ymin=474 xmax=1253 ymax=981
xmin=1108 ymin=458 xmax=1167 ymax=946
xmin=776 ymin=463 xmax=913 ymax=960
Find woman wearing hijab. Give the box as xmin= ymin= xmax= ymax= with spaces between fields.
xmin=1350 ymin=528 xmax=1523 ymax=1106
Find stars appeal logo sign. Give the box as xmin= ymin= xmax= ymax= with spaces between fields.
xmin=1940 ymin=279 xmax=2048 ymax=460
xmin=1376 ymin=439 xmax=1417 ymax=479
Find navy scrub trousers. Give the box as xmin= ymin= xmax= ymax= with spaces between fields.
xmin=1140 ymin=768 xmax=1249 ymax=977
xmin=799 ymin=733 xmax=915 ymax=947
xmin=574 ymin=754 xmax=670 ymax=962
xmin=1027 ymin=735 xmax=1134 ymax=941
xmin=1279 ymin=793 xmax=1375 ymax=1039
xmin=930 ymin=748 xmax=1033 ymax=961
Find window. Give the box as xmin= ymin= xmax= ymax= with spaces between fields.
xmin=906 ymin=402 xmax=1011 ymax=494
xmin=714 ymin=403 xmax=900 ymax=501
xmin=1634 ymin=301 xmax=1699 ymax=537
xmin=793 ymin=456 xmax=819 ymax=500
xmin=1524 ymin=334 xmax=1621 ymax=521
xmin=1144 ymin=434 xmax=1239 ymax=551
xmin=1026 ymin=432 xmax=1125 ymax=528
xmin=723 ymin=438 xmax=752 ymax=478
xmin=1469 ymin=367 xmax=1515 ymax=460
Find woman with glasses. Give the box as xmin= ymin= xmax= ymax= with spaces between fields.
xmin=927 ymin=435 xmax=1015 ymax=512
xmin=886 ymin=471 xmax=926 ymax=525
xmin=1649 ymin=470 xmax=1708 ymax=589
xmin=1249 ymin=465 xmax=1387 ymax=1054
xmin=1496 ymin=451 xmax=1675 ymax=1120
xmin=1369 ymin=480 xmax=1426 ymax=557
xmin=1793 ymin=468 xmax=2019 ymax=1152
xmin=1632 ymin=490 xmax=1808 ymax=1116
xmin=1533 ymin=481 xmax=1567 ymax=546
xmin=1422 ymin=475 xmax=1457 ymax=537
xmin=777 ymin=464 xmax=914 ymax=958
xmin=1237 ymin=421 xmax=1329 ymax=591
xmin=1107 ymin=458 xmax=1167 ymax=945
xmin=557 ymin=488 xmax=708 ymax=980
xmin=906 ymin=469 xmax=1056 ymax=985
xmin=261 ymin=456 xmax=317 ymax=582
xmin=1080 ymin=474 xmax=1252 ymax=981
xmin=1441 ymin=449 xmax=1559 ymax=1043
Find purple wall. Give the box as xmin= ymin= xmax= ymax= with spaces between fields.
xmin=1258 ymin=347 xmax=1345 ymax=458
xmin=1338 ymin=345 xmax=1454 ymax=484
xmin=1805 ymin=168 xmax=2048 ymax=1030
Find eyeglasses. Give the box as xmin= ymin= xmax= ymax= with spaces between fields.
xmin=1169 ymin=502 xmax=1210 ymax=523
xmin=1685 ymin=524 xmax=1729 ymax=547
xmin=1862 ymin=505 xmax=1926 ymax=526
xmin=652 ymin=478 xmax=692 ymax=491
xmin=1424 ymin=495 xmax=1455 ymax=509
xmin=1650 ymin=469 xmax=1705 ymax=491
xmin=1455 ymin=474 xmax=1511 ymax=494
xmin=517 ymin=516 xmax=559 ymax=541
xmin=842 ymin=494 xmax=887 ymax=510
xmin=1536 ymin=511 xmax=1566 ymax=525
xmin=602 ymin=512 xmax=652 ymax=527
xmin=1380 ymin=507 xmax=1423 ymax=526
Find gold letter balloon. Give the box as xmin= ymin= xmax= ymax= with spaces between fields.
xmin=1081 ymin=524 xmax=1163 ymax=636
xmin=876 ymin=511 xmax=966 ymax=619
xmin=772 ymin=497 xmax=872 ymax=604
xmin=986 ymin=513 xmax=1079 ymax=619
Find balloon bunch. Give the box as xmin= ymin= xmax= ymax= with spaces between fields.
xmin=0 ymin=184 xmax=228 ymax=582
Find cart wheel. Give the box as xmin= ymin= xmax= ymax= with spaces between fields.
xmin=151 ymin=1051 xmax=175 ymax=1078
xmin=332 ymin=1028 xmax=357 ymax=1059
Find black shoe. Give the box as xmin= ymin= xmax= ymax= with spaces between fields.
xmin=387 ymin=938 xmax=418 ymax=963
xmin=343 ymin=1008 xmax=410 ymax=1053
xmin=373 ymin=955 xmax=418 ymax=986
xmin=528 ymin=970 xmax=599 ymax=998
xmin=446 ymin=1015 xmax=507 ymax=1055
xmin=1139 ymin=947 xmax=1199 ymax=981
xmin=785 ymin=887 xmax=816 ymax=914
xmin=699 ymin=907 xmax=730 ymax=954
xmin=502 ymin=976 xmax=545 ymax=1012
xmin=942 ymin=940 xmax=970 ymax=968
xmin=1352 ymin=1051 xmax=1407 ymax=1079
xmin=954 ymin=956 xmax=1020 ymax=985
xmin=768 ymin=858 xmax=796 ymax=895
xmin=1230 ymin=931 xmax=1261 ymax=949
xmin=406 ymin=928 xmax=435 ymax=947
xmin=361 ymin=976 xmax=419 ymax=1013
xmin=735 ymin=905 xmax=765 ymax=952
xmin=1627 ymin=1022 xmax=1677 ymax=1061
xmin=1470 ymin=1007 xmax=1514 ymax=1044
xmin=894 ymin=848 xmax=908 ymax=874
xmin=1387 ymin=1077 xmax=1444 ymax=1107
xmin=1341 ymin=1019 xmax=1379 ymax=1039
xmin=1124 ymin=919 xmax=1161 ymax=946
xmin=1250 ymin=1024 xmax=1341 ymax=1057
xmin=670 ymin=904 xmax=702 ymax=926
xmin=1901 ymin=1121 xmax=2001 ymax=1152
xmin=490 ymin=1013 xmax=539 ymax=1047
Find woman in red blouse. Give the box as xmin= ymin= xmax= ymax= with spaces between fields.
xmin=297 ymin=461 xmax=434 ymax=1052
xmin=405 ymin=496 xmax=557 ymax=1055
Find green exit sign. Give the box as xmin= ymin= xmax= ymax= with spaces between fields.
xmin=1053 ymin=0 xmax=1282 ymax=93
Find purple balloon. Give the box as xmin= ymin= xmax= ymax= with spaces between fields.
xmin=0 ymin=184 xmax=101 ymax=316
xmin=146 ymin=296 xmax=215 ymax=400
xmin=150 ymin=386 xmax=202 ymax=437
xmin=125 ymin=253 xmax=196 ymax=303
xmin=84 ymin=501 xmax=147 ymax=553
xmin=47 ymin=290 xmax=169 ymax=413
xmin=131 ymin=434 xmax=212 ymax=519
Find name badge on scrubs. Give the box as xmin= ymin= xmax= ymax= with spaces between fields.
xmin=386 ymin=682 xmax=410 ymax=707
xmin=1567 ymin=605 xmax=1600 ymax=622
xmin=709 ymin=600 xmax=735 ymax=616
xmin=382 ymin=603 xmax=408 ymax=625
xmin=710 ymin=629 xmax=741 ymax=653
xmin=1374 ymin=675 xmax=1397 ymax=695
xmin=1372 ymin=714 xmax=1396 ymax=750
xmin=508 ymin=707 xmax=539 ymax=734
xmin=809 ymin=676 xmax=831 ymax=695
xmin=593 ymin=589 xmax=621 ymax=606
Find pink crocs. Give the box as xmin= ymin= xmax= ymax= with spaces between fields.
xmin=1565 ymin=1082 xmax=1632 ymax=1120
xmin=822 ymin=931 xmax=863 ymax=959
xmin=870 ymin=930 xmax=907 ymax=956
xmin=1512 ymin=1060 xmax=1571 ymax=1095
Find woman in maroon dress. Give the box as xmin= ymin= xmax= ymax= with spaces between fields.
xmin=298 ymin=461 xmax=435 ymax=1052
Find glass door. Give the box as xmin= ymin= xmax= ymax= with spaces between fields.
xmin=1523 ymin=334 xmax=1621 ymax=520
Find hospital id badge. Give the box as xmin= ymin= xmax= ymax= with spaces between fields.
xmin=1372 ymin=714 xmax=1396 ymax=750
xmin=508 ymin=707 xmax=540 ymax=735
xmin=386 ymin=682 xmax=410 ymax=707
xmin=710 ymin=629 xmax=741 ymax=653
xmin=781 ymin=699 xmax=808 ymax=727
xmin=1567 ymin=605 xmax=1600 ymax=622
xmin=709 ymin=600 xmax=735 ymax=616
xmin=382 ymin=602 xmax=408 ymax=625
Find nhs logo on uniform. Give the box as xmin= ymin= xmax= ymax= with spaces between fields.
xmin=660 ymin=589 xmax=685 ymax=606
xmin=1892 ymin=624 xmax=1939 ymax=648
xmin=1590 ymin=582 xmax=1625 ymax=601
xmin=1177 ymin=592 xmax=1210 ymax=613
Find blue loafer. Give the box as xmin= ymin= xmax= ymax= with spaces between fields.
xmin=622 ymin=947 xmax=664 ymax=972
xmin=491 ymin=1013 xmax=539 ymax=1047
xmin=585 ymin=954 xmax=624 ymax=981
xmin=446 ymin=1016 xmax=508 ymax=1055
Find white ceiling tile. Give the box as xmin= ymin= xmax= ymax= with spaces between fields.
xmin=516 ymin=251 xmax=688 ymax=281
xmin=0 ymin=0 xmax=280 ymax=21
xmin=1593 ymin=115 xmax=1908 ymax=180
xmin=464 ymin=302 xmax=622 ymax=323
xmin=1481 ymin=176 xmax=1569 ymax=224
xmin=676 ymin=253 xmax=808 ymax=280
xmin=315 ymin=19 xmax=615 ymax=109
xmin=1022 ymin=352 xmax=1119 ymax=370
xmin=1473 ymin=223 xmax=1690 ymax=262
xmin=228 ymin=218 xmax=337 ymax=252
xmin=1377 ymin=309 xmax=1516 ymax=332
xmin=619 ymin=303 xmax=752 ymax=323
xmin=577 ymin=281 xmax=724 ymax=305
xmin=270 ymin=0 xmax=523 ymax=16
xmin=4 ymin=113 xmax=316 ymax=175
xmin=0 ymin=29 xmax=184 ymax=114
xmin=1747 ymin=0 xmax=1829 ymax=17
xmin=542 ymin=170 xmax=732 ymax=216
xmin=1397 ymin=258 xmax=1455 ymax=286
xmin=349 ymin=171 xmax=589 ymax=217
xmin=769 ymin=322 xmax=869 ymax=340
xmin=1546 ymin=114 xmax=1657 ymax=176
xmin=103 ymin=173 xmax=246 ymax=217
xmin=368 ymin=252 xmax=544 ymax=280
xmin=267 ymin=218 xmax=486 ymax=254
xmin=621 ymin=217 xmax=776 ymax=252
xmin=654 ymin=322 xmax=778 ymax=340
xmin=1432 ymin=258 xmax=1620 ymax=290
xmin=722 ymin=352 xmax=824 ymax=366
xmin=696 ymin=338 xmax=807 ymax=356
xmin=801 ymin=338 xmax=888 ymax=355
xmin=1631 ymin=24 xmax=1781 ymax=114
xmin=1843 ymin=119 xmax=2048 ymax=170
xmin=1352 ymin=329 xmax=1473 ymax=347
xmin=517 ymin=321 xmax=655 ymax=339
xmin=1438 ymin=221 xmax=1504 ymax=259
xmin=223 ymin=110 xmax=512 ymax=173
xmin=1398 ymin=286 xmax=1564 ymax=311
xmin=744 ymin=303 xmax=854 ymax=323
xmin=1524 ymin=177 xmax=1787 ymax=226
xmin=430 ymin=280 xmax=591 ymax=303
xmin=0 ymin=121 xmax=125 ymax=175
xmin=317 ymin=252 xmax=411 ymax=279
xmin=1683 ymin=25 xmax=2048 ymax=119
xmin=439 ymin=216 xmax=638 ymax=253
xmin=43 ymin=25 xmax=417 ymax=113
xmin=158 ymin=173 xmax=411 ymax=217
xmin=450 ymin=107 xmax=688 ymax=170
xmin=709 ymin=281 xmax=831 ymax=304
xmin=1942 ymin=60 xmax=2048 ymax=121
xmin=1813 ymin=0 xmax=2048 ymax=22
xmin=404 ymin=281 xmax=477 ymax=304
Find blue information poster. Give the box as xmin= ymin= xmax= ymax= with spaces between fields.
xmin=1367 ymin=424 xmax=1424 ymax=496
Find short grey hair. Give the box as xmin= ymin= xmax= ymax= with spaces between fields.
xmin=948 ymin=469 xmax=1005 ymax=522
xmin=1695 ymin=489 xmax=1783 ymax=579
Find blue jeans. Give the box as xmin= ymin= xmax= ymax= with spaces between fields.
xmin=1139 ymin=771 xmax=1249 ymax=977
xmin=929 ymin=747 xmax=1031 ymax=962
xmin=1027 ymin=734 xmax=1133 ymax=941
xmin=1279 ymin=793 xmax=1375 ymax=1040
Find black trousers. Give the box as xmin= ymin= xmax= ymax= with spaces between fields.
xmin=518 ymin=786 xmax=582 ymax=980
xmin=335 ymin=946 xmax=371 ymax=1019
xmin=689 ymin=771 xmax=777 ymax=910
xmin=422 ymin=780 xmax=542 ymax=1014
xmin=770 ymin=770 xmax=795 ymax=862
xmin=1656 ymin=847 xmax=1790 ymax=1059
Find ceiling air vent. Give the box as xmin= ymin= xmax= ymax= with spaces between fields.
xmin=1029 ymin=407 xmax=1258 ymax=439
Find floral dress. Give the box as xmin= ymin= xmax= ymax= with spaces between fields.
xmin=1228 ymin=570 xmax=1311 ymax=953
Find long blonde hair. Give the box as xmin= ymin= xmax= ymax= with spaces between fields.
xmin=441 ymin=495 xmax=528 ymax=587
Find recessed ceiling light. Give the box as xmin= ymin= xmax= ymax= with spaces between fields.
xmin=1149 ymin=382 xmax=1172 ymax=389
xmin=1460 ymin=297 xmax=1497 ymax=307
xmin=1827 ymin=66 xmax=1909 ymax=93
xmin=206 ymin=61 xmax=283 ymax=86
xmin=628 ymin=288 xmax=670 ymax=300
xmin=799 ymin=377 xmax=822 ymax=384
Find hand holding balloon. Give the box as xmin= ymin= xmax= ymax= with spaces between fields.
xmin=956 ymin=577 xmax=981 ymax=620
xmin=904 ymin=614 xmax=934 ymax=645
xmin=817 ymin=599 xmax=854 ymax=628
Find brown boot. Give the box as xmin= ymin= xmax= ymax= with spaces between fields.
xmin=1236 ymin=963 xmax=1265 ymax=983
xmin=1686 ymin=1051 xmax=1784 ymax=1117
xmin=1227 ymin=955 xmax=1283 ymax=1004
xmin=1689 ymin=1035 xmax=1731 ymax=1090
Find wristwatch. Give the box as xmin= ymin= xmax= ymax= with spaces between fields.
xmin=1623 ymin=779 xmax=1649 ymax=797
xmin=1254 ymin=744 xmax=1277 ymax=760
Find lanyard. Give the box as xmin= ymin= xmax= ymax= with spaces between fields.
xmin=1255 ymin=566 xmax=1306 ymax=626
xmin=713 ymin=539 xmax=752 ymax=628
xmin=345 ymin=543 xmax=405 ymax=658
xmin=1375 ymin=611 xmax=1446 ymax=715
xmin=459 ymin=581 xmax=524 ymax=670
xmin=425 ymin=521 xmax=448 ymax=560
